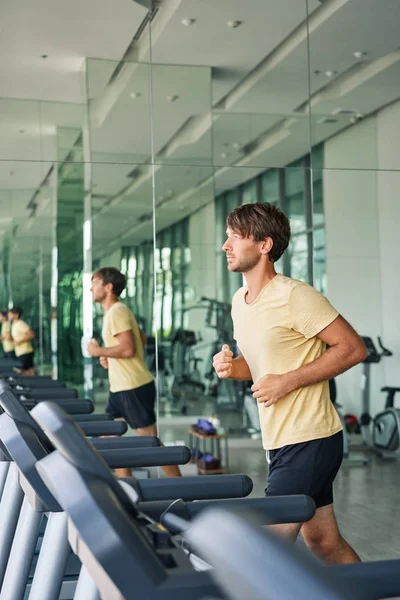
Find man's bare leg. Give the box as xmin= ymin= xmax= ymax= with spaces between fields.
xmin=111 ymin=420 xmax=182 ymax=478
xmin=103 ymin=419 xmax=131 ymax=479
xmin=137 ymin=423 xmax=182 ymax=477
xmin=267 ymin=522 xmax=302 ymax=543
xmin=301 ymin=504 xmax=361 ymax=564
xmin=22 ymin=368 xmax=35 ymax=376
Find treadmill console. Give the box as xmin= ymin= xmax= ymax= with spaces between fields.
xmin=361 ymin=336 xmax=380 ymax=364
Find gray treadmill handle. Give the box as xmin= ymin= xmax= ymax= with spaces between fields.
xmin=79 ymin=421 xmax=128 ymax=437
xmin=23 ymin=399 xmax=94 ymax=415
xmin=123 ymin=473 xmax=253 ymax=502
xmin=187 ymin=509 xmax=357 ymax=600
xmin=72 ymin=414 xmax=112 ymax=421
xmin=329 ymin=559 xmax=400 ymax=599
xmin=159 ymin=495 xmax=315 ymax=531
xmin=99 ymin=445 xmax=191 ymax=468
xmin=92 ymin=436 xmax=160 ymax=450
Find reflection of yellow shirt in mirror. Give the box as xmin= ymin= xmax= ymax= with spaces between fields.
xmin=102 ymin=302 xmax=153 ymax=393
xmin=11 ymin=320 xmax=34 ymax=357
xmin=1 ymin=321 xmax=14 ymax=353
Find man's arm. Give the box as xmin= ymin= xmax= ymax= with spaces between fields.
xmin=231 ymin=354 xmax=253 ymax=381
xmin=14 ymin=329 xmax=35 ymax=344
xmin=284 ymin=316 xmax=367 ymax=393
xmin=252 ymin=316 xmax=367 ymax=406
xmin=87 ymin=330 xmax=136 ymax=359
xmin=213 ymin=345 xmax=252 ymax=381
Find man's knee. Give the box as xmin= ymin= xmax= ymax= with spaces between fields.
xmin=302 ymin=524 xmax=343 ymax=557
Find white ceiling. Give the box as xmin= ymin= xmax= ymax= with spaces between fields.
xmin=0 ymin=0 xmax=147 ymax=102
xmin=1 ymin=0 xmax=400 ymax=292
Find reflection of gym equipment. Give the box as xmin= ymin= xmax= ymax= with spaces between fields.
xmin=170 ymin=329 xmax=206 ymax=412
xmin=329 ymin=378 xmax=369 ymax=467
xmin=200 ymin=297 xmax=244 ymax=412
xmin=359 ymin=336 xmax=400 ymax=459
xmin=156 ymin=297 xmax=246 ymax=414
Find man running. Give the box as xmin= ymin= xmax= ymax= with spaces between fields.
xmin=87 ymin=267 xmax=181 ymax=478
xmin=213 ymin=202 xmax=366 ymax=564
xmin=8 ymin=307 xmax=35 ymax=375
xmin=0 ymin=311 xmax=15 ymax=359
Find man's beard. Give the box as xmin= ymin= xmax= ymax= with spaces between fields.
xmin=230 ymin=253 xmax=261 ymax=273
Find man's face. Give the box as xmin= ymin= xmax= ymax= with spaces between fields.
xmin=222 ymin=228 xmax=263 ymax=273
xmin=8 ymin=312 xmax=17 ymax=322
xmin=90 ymin=276 xmax=109 ymax=303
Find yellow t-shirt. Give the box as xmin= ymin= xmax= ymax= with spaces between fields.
xmin=1 ymin=321 xmax=14 ymax=353
xmin=232 ymin=274 xmax=343 ymax=450
xmin=11 ymin=319 xmax=34 ymax=357
xmin=102 ymin=302 xmax=153 ymax=393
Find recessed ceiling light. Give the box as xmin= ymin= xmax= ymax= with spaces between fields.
xmin=181 ymin=18 xmax=195 ymax=26
xmin=325 ymin=70 xmax=338 ymax=78
xmin=226 ymin=20 xmax=242 ymax=28
xmin=129 ymin=92 xmax=141 ymax=100
xmin=167 ymin=95 xmax=179 ymax=102
xmin=220 ymin=152 xmax=228 ymax=159
xmin=231 ymin=142 xmax=242 ymax=150
xmin=353 ymin=51 xmax=367 ymax=59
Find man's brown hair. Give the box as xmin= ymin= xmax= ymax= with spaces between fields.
xmin=93 ymin=267 xmax=126 ymax=296
xmin=227 ymin=202 xmax=291 ymax=262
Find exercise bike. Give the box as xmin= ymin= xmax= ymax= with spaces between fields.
xmin=359 ymin=336 xmax=400 ymax=459
xmin=330 ymin=378 xmax=369 ymax=466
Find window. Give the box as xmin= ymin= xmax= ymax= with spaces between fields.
xmin=261 ymin=170 xmax=279 ymax=205
xmin=214 ymin=144 xmax=325 ymax=290
xmin=242 ymin=180 xmax=258 ymax=204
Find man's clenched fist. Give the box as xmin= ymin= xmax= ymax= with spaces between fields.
xmin=213 ymin=344 xmax=233 ymax=379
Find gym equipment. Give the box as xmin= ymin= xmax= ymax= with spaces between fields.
xmin=4 ymin=376 xmax=65 ymax=389
xmin=329 ymin=378 xmax=369 ymax=466
xmin=0 ymin=390 xmax=253 ymax=598
xmin=186 ymin=509 xmax=358 ymax=600
xmin=188 ymin=507 xmax=400 ymax=600
xmin=32 ymin=401 xmax=318 ymax=600
xmin=359 ymin=337 xmax=400 ymax=458
xmin=15 ymin=386 xmax=77 ymax=399
xmin=0 ymin=392 xmax=193 ymax=598
xmin=201 ymin=296 xmax=244 ymax=411
xmin=170 ymin=328 xmax=206 ymax=409
xmin=22 ymin=397 xmax=94 ymax=414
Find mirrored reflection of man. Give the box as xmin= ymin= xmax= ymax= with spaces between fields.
xmin=8 ymin=306 xmax=35 ymax=376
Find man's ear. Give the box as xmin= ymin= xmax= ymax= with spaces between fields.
xmin=260 ymin=236 xmax=274 ymax=256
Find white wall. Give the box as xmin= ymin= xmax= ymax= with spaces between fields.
xmin=377 ymin=101 xmax=400 ymax=386
xmin=324 ymin=102 xmax=400 ymax=415
xmin=323 ymin=117 xmax=385 ymax=415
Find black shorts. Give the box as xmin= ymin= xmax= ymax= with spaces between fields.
xmin=265 ymin=431 xmax=343 ymax=509
xmin=4 ymin=351 xmax=16 ymax=360
xmin=106 ymin=380 xmax=156 ymax=429
xmin=18 ymin=352 xmax=35 ymax=370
